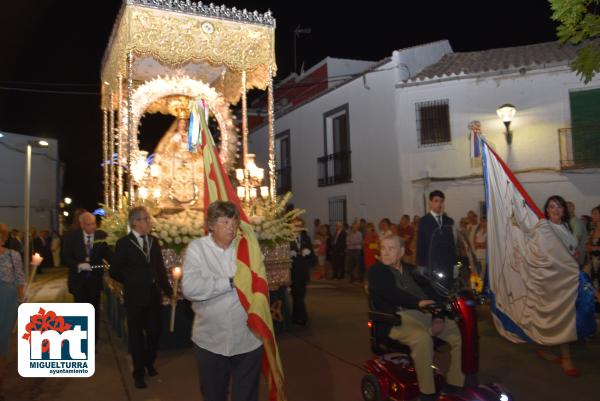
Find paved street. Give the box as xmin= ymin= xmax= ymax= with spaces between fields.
xmin=3 ymin=268 xmax=599 ymax=401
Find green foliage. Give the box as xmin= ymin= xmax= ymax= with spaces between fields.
xmin=550 ymin=0 xmax=600 ymax=83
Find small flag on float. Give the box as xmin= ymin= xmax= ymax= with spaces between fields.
xmin=188 ymin=98 xmax=209 ymax=153
xmin=469 ymin=120 xmax=482 ymax=167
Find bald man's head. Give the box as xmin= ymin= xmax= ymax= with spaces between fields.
xmin=79 ymin=212 xmax=97 ymax=235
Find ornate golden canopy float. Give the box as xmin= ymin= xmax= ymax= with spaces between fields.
xmin=100 ymin=0 xmax=277 ymax=211
xmin=100 ymin=1 xmax=296 ymax=299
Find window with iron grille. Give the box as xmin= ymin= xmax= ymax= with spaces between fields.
xmin=328 ymin=196 xmax=347 ymax=226
xmin=415 ymin=99 xmax=451 ymax=146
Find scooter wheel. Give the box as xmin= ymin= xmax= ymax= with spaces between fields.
xmin=361 ymin=374 xmax=382 ymax=401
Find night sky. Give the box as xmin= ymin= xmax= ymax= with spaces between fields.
xmin=0 ymin=0 xmax=559 ymax=212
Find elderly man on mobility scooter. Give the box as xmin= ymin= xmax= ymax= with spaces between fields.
xmin=368 ymin=235 xmax=464 ymax=401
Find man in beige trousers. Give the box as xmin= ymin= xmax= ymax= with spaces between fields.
xmin=368 ymin=235 xmax=464 ymax=401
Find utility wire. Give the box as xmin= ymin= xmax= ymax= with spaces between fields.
xmin=0 ymin=65 xmax=397 ymax=96
xmin=0 ymin=86 xmax=99 ymax=95
xmin=0 ymin=80 xmax=99 ymax=87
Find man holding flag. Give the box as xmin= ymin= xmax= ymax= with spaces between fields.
xmin=183 ymin=201 xmax=264 ymax=401
xmin=182 ymin=98 xmax=285 ymax=401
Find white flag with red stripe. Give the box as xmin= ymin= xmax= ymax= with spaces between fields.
xmin=481 ymin=135 xmax=579 ymax=345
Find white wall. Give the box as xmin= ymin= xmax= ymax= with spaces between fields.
xmin=250 ymin=60 xmax=401 ymax=226
xmin=0 ymin=132 xmax=60 ymax=231
xmin=325 ymin=57 xmax=377 ymax=88
xmin=251 ymin=46 xmax=600 ymax=229
xmin=395 ymin=66 xmax=600 ymax=219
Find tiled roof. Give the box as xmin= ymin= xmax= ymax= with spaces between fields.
xmin=408 ymin=41 xmax=594 ymax=83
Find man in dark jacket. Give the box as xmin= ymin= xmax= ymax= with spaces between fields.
xmin=109 ymin=206 xmax=173 ymax=389
xmin=290 ymin=218 xmax=316 ymax=325
xmin=416 ymin=190 xmax=457 ymax=289
xmin=6 ymin=229 xmax=24 ymax=260
xmin=368 ymin=235 xmax=464 ymax=401
xmin=331 ymin=221 xmax=347 ymax=279
xmin=62 ymin=212 xmax=110 ymax=331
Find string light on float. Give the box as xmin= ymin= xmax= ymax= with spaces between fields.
xmin=138 ymin=187 xmax=149 ymax=201
xmin=131 ymin=150 xmax=149 ymax=183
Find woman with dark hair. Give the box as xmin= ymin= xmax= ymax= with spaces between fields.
xmin=378 ymin=218 xmax=393 ymax=238
xmin=536 ymin=195 xmax=595 ymax=376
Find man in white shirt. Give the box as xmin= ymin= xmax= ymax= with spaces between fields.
xmin=182 ymin=201 xmax=262 ymax=401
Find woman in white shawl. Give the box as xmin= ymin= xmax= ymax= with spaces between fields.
xmin=536 ymin=195 xmax=581 ymax=376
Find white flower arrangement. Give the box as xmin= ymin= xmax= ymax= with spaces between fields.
xmin=99 ymin=196 xmax=203 ymax=254
xmin=243 ymin=192 xmax=305 ymax=246
xmin=153 ymin=208 xmax=205 ymax=253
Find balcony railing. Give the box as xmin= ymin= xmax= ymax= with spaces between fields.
xmin=276 ymin=165 xmax=291 ymax=194
xmin=559 ymin=127 xmax=600 ymax=169
xmin=317 ymin=150 xmax=352 ymax=186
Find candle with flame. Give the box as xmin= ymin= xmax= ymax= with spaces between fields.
xmin=23 ymin=253 xmax=44 ymax=301
xmin=170 ymin=266 xmax=182 ymax=332
xmin=31 ymin=253 xmax=43 ymax=267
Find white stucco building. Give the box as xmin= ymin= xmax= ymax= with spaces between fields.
xmin=249 ymin=40 xmax=600 ymax=226
xmin=0 ymin=131 xmax=61 ymax=231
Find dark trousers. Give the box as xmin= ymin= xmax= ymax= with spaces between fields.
xmin=291 ymin=264 xmax=309 ymax=324
xmin=194 ymin=345 xmax=263 ymax=401
xmin=74 ymin=288 xmax=101 ymax=338
xmin=333 ymin=253 xmax=345 ymax=278
xmin=345 ymin=249 xmax=362 ymax=281
xmin=125 ymin=301 xmax=162 ymax=379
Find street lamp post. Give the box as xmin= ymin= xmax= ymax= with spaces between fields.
xmin=23 ymin=139 xmax=49 ymax=280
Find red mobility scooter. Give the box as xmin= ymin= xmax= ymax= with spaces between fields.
xmin=362 ymin=265 xmax=513 ymax=401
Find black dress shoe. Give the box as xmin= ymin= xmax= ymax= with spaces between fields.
xmin=147 ymin=366 xmax=158 ymax=377
xmin=441 ymin=384 xmax=463 ymax=395
xmin=134 ymin=377 xmax=147 ymax=389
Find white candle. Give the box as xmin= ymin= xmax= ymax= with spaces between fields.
xmin=237 ymin=186 xmax=246 ymax=199
xmin=235 ymin=168 xmax=245 ymax=181
xmin=170 ymin=266 xmax=182 ymax=333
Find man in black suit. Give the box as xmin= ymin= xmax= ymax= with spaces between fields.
xmin=416 ymin=190 xmax=457 ymax=289
xmin=109 ymin=206 xmax=173 ymax=389
xmin=331 ymin=221 xmax=347 ymax=279
xmin=6 ymin=229 xmax=24 ymax=260
xmin=290 ymin=218 xmax=316 ymax=325
xmin=62 ymin=212 xmax=110 ymax=330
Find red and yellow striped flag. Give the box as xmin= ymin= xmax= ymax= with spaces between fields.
xmin=196 ymin=100 xmax=286 ymax=401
